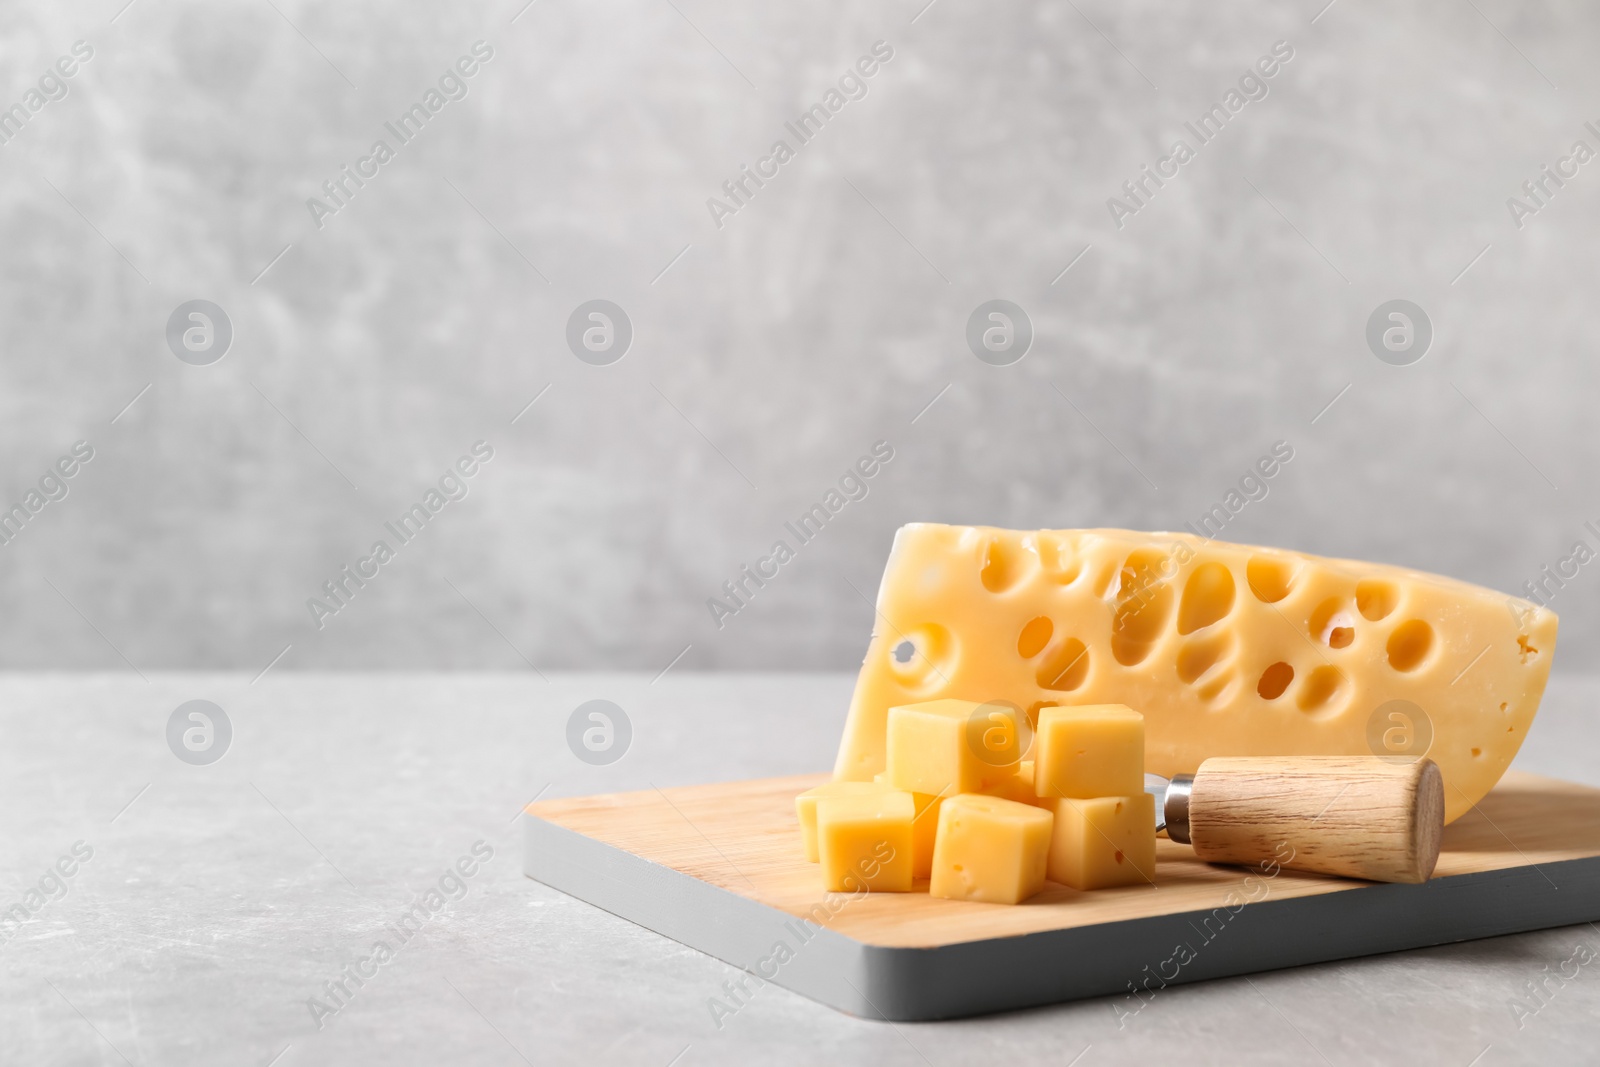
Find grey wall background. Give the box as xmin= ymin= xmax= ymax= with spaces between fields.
xmin=0 ymin=0 xmax=1594 ymax=673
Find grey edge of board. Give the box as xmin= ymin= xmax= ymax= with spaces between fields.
xmin=524 ymin=815 xmax=1600 ymax=1021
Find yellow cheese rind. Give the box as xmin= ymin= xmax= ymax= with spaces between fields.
xmin=929 ymin=794 xmax=1053 ymax=904
xmin=1047 ymin=794 xmax=1156 ymax=890
xmin=816 ymin=791 xmax=915 ymax=893
xmin=836 ymin=525 xmax=1558 ymax=823
xmin=1035 ymin=704 xmax=1144 ymax=799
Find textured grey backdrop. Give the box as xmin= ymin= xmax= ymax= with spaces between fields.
xmin=0 ymin=0 xmax=1593 ymax=672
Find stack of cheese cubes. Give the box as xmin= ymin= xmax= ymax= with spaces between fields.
xmin=796 ymin=700 xmax=1156 ymax=904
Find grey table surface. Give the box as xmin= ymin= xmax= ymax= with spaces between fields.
xmin=3 ymin=671 xmax=1597 ymax=1066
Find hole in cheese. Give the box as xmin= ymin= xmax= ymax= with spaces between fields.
xmin=1092 ymin=560 xmax=1121 ymax=598
xmin=1121 ymin=548 xmax=1168 ymax=587
xmin=981 ymin=536 xmax=1032 ymax=593
xmin=1017 ymin=616 xmax=1054 ymax=659
xmin=1196 ymin=669 xmax=1237 ymax=704
xmin=1387 ymin=619 xmax=1436 ymax=672
xmin=1037 ymin=637 xmax=1090 ymax=692
xmin=1111 ymin=550 xmax=1174 ymax=666
xmin=1517 ymin=635 xmax=1538 ymax=663
xmin=1296 ymin=665 xmax=1348 ymax=714
xmin=1178 ymin=562 xmax=1237 ymax=635
xmin=1356 ymin=579 xmax=1400 ymax=621
xmin=888 ymin=624 xmax=957 ymax=691
xmin=1246 ymin=555 xmax=1298 ymax=603
xmin=1034 ymin=534 xmax=1082 ymax=585
xmin=1176 ymin=630 xmax=1234 ymax=685
xmin=1311 ymin=598 xmax=1357 ymax=649
xmin=1112 ymin=591 xmax=1173 ymax=665
xmin=1257 ymin=661 xmax=1295 ymax=700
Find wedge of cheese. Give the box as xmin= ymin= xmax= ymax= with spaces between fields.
xmin=834 ymin=525 xmax=1557 ymax=823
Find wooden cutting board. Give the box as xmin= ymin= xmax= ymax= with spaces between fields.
xmin=523 ymin=771 xmax=1600 ymax=1020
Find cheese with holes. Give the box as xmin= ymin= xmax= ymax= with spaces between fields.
xmin=835 ymin=525 xmax=1558 ymax=823
xmin=1048 ymin=794 xmax=1156 ymax=890
xmin=929 ymin=794 xmax=1053 ymax=904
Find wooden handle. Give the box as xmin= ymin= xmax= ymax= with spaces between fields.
xmin=1188 ymin=756 xmax=1444 ymax=884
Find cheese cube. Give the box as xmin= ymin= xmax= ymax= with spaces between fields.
xmin=796 ymin=782 xmax=886 ymax=862
xmin=887 ymin=698 xmax=1021 ymax=796
xmin=1047 ymin=793 xmax=1156 ymax=890
xmin=816 ymin=790 xmax=915 ymax=893
xmin=1035 ymin=704 xmax=1144 ymax=799
xmin=929 ymin=794 xmax=1053 ymax=904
